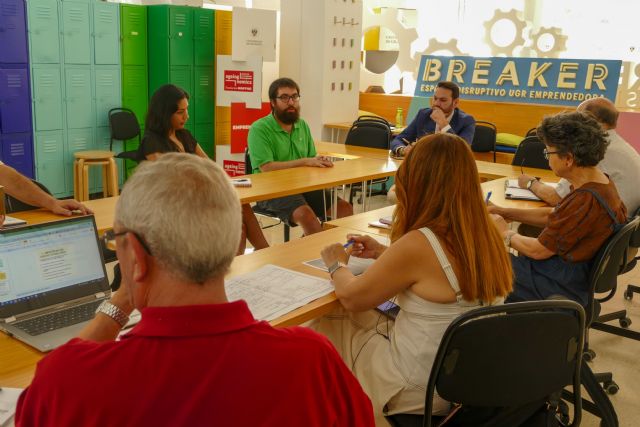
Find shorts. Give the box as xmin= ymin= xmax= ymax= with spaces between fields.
xmin=256 ymin=189 xmax=333 ymax=224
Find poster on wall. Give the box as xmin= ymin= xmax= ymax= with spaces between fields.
xmin=414 ymin=55 xmax=622 ymax=107
xmin=230 ymin=102 xmax=271 ymax=154
xmin=216 ymin=55 xmax=262 ymax=108
xmin=232 ymin=7 xmax=277 ymax=62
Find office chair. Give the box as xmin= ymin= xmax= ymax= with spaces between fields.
xmin=512 ymin=135 xmax=551 ymax=170
xmin=470 ymin=121 xmax=497 ymax=161
xmin=385 ymin=300 xmax=585 ymax=427
xmin=108 ymin=108 xmax=142 ymax=162
xmin=344 ymin=116 xmax=391 ymax=205
xmin=525 ymin=127 xmax=538 ymax=137
xmin=4 ymin=180 xmax=53 ymax=213
xmin=244 ymin=148 xmax=290 ymax=242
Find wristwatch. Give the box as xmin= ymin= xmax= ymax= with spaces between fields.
xmin=526 ymin=177 xmax=538 ymax=190
xmin=96 ymin=300 xmax=130 ymax=328
xmin=328 ymin=261 xmax=348 ymax=278
xmin=394 ymin=146 xmax=405 ymax=156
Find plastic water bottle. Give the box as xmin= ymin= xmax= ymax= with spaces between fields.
xmin=395 ymin=107 xmax=403 ymax=128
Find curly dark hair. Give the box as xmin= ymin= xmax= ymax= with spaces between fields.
xmin=536 ymin=111 xmax=609 ymax=167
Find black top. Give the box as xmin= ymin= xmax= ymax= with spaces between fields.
xmin=137 ymin=129 xmax=198 ymax=161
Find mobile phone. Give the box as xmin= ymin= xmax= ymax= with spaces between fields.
xmin=376 ymin=300 xmax=400 ymax=320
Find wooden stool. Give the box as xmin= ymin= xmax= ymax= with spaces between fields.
xmin=73 ymin=151 xmax=119 ymax=201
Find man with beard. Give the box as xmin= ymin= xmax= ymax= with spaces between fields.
xmin=390 ymin=81 xmax=475 ymax=157
xmin=248 ymin=78 xmax=353 ymax=235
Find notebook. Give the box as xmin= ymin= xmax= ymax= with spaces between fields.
xmin=231 ymin=178 xmax=252 ymax=187
xmin=0 ymin=216 xmax=110 ymax=352
xmin=504 ymin=179 xmax=559 ymax=201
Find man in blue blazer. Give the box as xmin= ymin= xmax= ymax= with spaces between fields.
xmin=391 ymin=81 xmax=476 ymax=156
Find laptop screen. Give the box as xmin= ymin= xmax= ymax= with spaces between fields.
xmin=0 ymin=216 xmax=109 ymax=318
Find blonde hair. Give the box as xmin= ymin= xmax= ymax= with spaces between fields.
xmin=392 ymin=134 xmax=512 ymax=302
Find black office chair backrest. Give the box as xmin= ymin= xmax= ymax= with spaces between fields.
xmin=108 ymin=108 xmax=141 ymax=151
xmin=525 ymin=127 xmax=538 ymax=137
xmin=585 ymin=217 xmax=640 ymax=322
xmin=424 ymin=300 xmax=584 ymax=427
xmin=511 ymin=136 xmax=551 ymax=170
xmin=470 ymin=120 xmax=497 ymax=152
xmin=629 ymin=207 xmax=640 ymax=248
xmin=345 ymin=117 xmax=391 ymax=150
xmin=5 ymin=180 xmax=53 ymax=213
xmin=355 ymin=115 xmax=390 ymax=126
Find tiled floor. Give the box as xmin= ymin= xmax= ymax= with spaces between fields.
xmin=253 ymin=193 xmax=640 ymax=426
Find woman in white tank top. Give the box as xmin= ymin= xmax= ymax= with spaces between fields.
xmin=314 ymin=133 xmax=513 ymax=420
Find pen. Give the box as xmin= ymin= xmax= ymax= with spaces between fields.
xmin=402 ymin=137 xmax=411 ymax=146
xmin=520 ymin=157 xmax=526 ymax=175
xmin=343 ymin=240 xmax=355 ymax=249
xmin=485 ymin=191 xmax=492 ymax=204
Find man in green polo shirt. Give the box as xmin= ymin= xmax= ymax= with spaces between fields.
xmin=248 ymin=78 xmax=353 ymax=235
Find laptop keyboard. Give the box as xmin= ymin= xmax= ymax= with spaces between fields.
xmin=13 ymin=300 xmax=103 ymax=336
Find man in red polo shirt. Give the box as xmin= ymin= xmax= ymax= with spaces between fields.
xmin=15 ymin=153 xmax=374 ymax=427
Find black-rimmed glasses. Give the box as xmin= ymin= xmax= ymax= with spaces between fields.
xmin=543 ymin=148 xmax=561 ymax=160
xmin=275 ymin=94 xmax=300 ymax=103
xmin=102 ymin=229 xmax=152 ymax=255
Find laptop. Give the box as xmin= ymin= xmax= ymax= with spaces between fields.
xmin=0 ymin=215 xmax=111 ymax=352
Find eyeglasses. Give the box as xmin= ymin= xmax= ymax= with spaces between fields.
xmin=102 ymin=229 xmax=152 ymax=255
xmin=275 ymin=94 xmax=300 ymax=103
xmin=543 ymin=148 xmax=561 ymax=160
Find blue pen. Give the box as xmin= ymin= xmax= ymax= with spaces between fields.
xmin=343 ymin=240 xmax=355 ymax=249
xmin=485 ymin=191 xmax=492 ymax=204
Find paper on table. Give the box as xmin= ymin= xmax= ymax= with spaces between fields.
xmin=505 ymin=179 xmax=559 ymax=201
xmin=506 ymin=179 xmax=559 ymax=189
xmin=2 ymin=216 xmax=27 ymax=227
xmin=226 ymin=264 xmax=334 ymax=321
xmin=303 ymin=256 xmax=375 ymax=276
xmin=0 ymin=387 xmax=23 ymax=427
xmin=368 ymin=220 xmax=391 ymax=229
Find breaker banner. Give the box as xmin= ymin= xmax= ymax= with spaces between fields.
xmin=415 ymin=55 xmax=622 ymax=106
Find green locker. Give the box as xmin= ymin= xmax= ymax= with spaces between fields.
xmin=170 ymin=66 xmax=192 ymax=99
xmin=194 ymin=124 xmax=214 ymax=159
xmin=121 ymin=5 xmax=147 ymax=67
xmin=35 ymin=130 xmax=65 ymax=196
xmin=194 ymin=67 xmax=213 ymax=124
xmin=27 ymin=0 xmax=61 ymax=64
xmin=62 ymin=1 xmax=91 ymax=64
xmin=194 ymin=9 xmax=214 ymax=66
xmin=122 ymin=66 xmax=148 ymax=125
xmin=65 ymin=66 xmax=93 ymax=129
xmin=95 ymin=66 xmax=121 ymax=128
xmin=32 ymin=65 xmax=63 ymax=131
xmin=93 ymin=1 xmax=120 ymax=65
xmin=65 ymin=128 xmax=93 ymax=193
xmin=169 ymin=7 xmax=193 ymax=66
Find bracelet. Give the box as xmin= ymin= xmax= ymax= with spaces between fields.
xmin=504 ymin=231 xmax=516 ymax=247
xmin=96 ymin=301 xmax=130 ymax=328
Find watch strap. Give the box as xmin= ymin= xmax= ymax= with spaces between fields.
xmin=96 ymin=300 xmax=130 ymax=328
xmin=328 ymin=261 xmax=347 ymax=278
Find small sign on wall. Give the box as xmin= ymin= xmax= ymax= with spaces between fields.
xmin=223 ymin=160 xmax=246 ymax=177
xmin=232 ymin=7 xmax=277 ymax=62
xmin=217 ymin=55 xmax=262 ymax=108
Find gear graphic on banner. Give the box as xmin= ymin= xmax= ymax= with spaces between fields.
xmin=483 ymin=9 xmax=527 ymax=56
xmin=530 ymin=26 xmax=568 ymax=58
xmin=413 ymin=38 xmax=467 ymax=80
xmin=362 ymin=7 xmax=419 ymax=74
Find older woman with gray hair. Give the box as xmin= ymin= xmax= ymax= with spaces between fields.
xmin=489 ymin=111 xmax=627 ymax=305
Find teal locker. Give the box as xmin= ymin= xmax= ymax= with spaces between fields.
xmin=169 ymin=7 xmax=193 ymax=66
xmin=170 ymin=66 xmax=192 ymax=99
xmin=193 ymin=9 xmax=213 ymax=66
xmin=121 ymin=5 xmax=147 ymax=67
xmin=65 ymin=127 xmax=93 ymax=193
xmin=27 ymin=0 xmax=61 ymax=64
xmin=34 ymin=130 xmax=65 ymax=195
xmin=194 ymin=67 xmax=213 ymax=124
xmin=94 ymin=66 xmax=121 ymax=128
xmin=122 ymin=65 xmax=147 ymax=125
xmin=62 ymin=1 xmax=91 ymax=64
xmin=32 ymin=65 xmax=63 ymax=131
xmin=65 ymin=66 xmax=93 ymax=129
xmin=93 ymin=1 xmax=120 ymax=65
